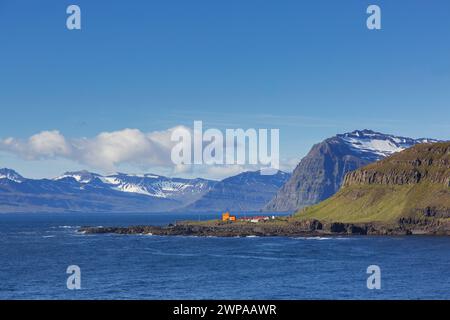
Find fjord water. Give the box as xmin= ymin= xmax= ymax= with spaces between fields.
xmin=0 ymin=213 xmax=449 ymax=299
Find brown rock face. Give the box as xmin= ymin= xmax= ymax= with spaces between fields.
xmin=343 ymin=142 xmax=450 ymax=187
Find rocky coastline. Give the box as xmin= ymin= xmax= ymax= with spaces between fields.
xmin=79 ymin=216 xmax=450 ymax=237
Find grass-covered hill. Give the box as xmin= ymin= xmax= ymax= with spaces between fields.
xmin=296 ymin=142 xmax=450 ymax=224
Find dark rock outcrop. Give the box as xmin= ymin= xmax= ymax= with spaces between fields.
xmin=343 ymin=143 xmax=450 ymax=187
xmin=79 ymin=216 xmax=450 ymax=237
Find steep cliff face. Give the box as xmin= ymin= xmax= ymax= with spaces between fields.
xmin=297 ymin=142 xmax=450 ymax=224
xmin=343 ymin=143 xmax=450 ymax=187
xmin=264 ymin=130 xmax=438 ymax=212
xmin=264 ymin=138 xmax=370 ymax=211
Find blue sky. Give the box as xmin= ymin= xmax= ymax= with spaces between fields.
xmin=0 ymin=0 xmax=449 ymax=179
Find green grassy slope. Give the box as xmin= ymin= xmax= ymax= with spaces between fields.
xmin=294 ymin=142 xmax=450 ymax=224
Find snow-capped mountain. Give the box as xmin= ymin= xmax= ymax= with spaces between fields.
xmin=108 ymin=174 xmax=213 ymax=201
xmin=264 ymin=130 xmax=440 ymax=212
xmin=55 ymin=171 xmax=215 ymax=201
xmin=0 ymin=167 xmax=287 ymax=213
xmin=0 ymin=169 xmax=217 ymax=213
xmin=0 ymin=168 xmax=24 ymax=183
xmin=337 ymin=129 xmax=439 ymax=160
xmin=55 ymin=170 xmax=102 ymax=184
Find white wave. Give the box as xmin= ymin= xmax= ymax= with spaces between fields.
xmin=294 ymin=236 xmax=352 ymax=241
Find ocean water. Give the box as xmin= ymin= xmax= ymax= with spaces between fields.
xmin=0 ymin=212 xmax=449 ymax=300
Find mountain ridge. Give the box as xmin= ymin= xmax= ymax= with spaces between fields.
xmin=296 ymin=141 xmax=450 ymax=224
xmin=0 ymin=169 xmax=216 ymax=213
xmin=264 ymin=129 xmax=440 ymax=212
xmin=178 ymin=170 xmax=291 ymax=212
xmin=0 ymin=168 xmax=289 ymax=213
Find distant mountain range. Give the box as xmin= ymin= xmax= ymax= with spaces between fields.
xmin=180 ymin=170 xmax=291 ymax=212
xmin=0 ymin=169 xmax=215 ymax=213
xmin=264 ymin=129 xmax=440 ymax=212
xmin=56 ymin=171 xmax=215 ymax=203
xmin=0 ymin=168 xmax=289 ymax=213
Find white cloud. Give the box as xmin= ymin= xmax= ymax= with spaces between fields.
xmin=0 ymin=127 xmax=189 ymax=172
xmin=1 ymin=130 xmax=72 ymax=160
xmin=0 ymin=127 xmax=297 ymax=179
xmin=74 ymin=129 xmax=166 ymax=171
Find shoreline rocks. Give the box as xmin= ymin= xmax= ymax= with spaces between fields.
xmin=78 ymin=217 xmax=450 ymax=237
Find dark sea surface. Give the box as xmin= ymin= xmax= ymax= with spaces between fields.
xmin=0 ymin=212 xmax=449 ymax=299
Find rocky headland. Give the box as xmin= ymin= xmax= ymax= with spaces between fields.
xmin=79 ymin=142 xmax=450 ymax=237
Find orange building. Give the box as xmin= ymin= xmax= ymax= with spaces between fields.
xmin=222 ymin=211 xmax=236 ymax=222
xmin=222 ymin=212 xmax=230 ymax=221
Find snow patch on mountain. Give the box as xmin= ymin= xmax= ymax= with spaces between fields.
xmin=337 ymin=130 xmax=439 ymax=159
xmin=112 ymin=183 xmax=155 ymax=197
xmin=0 ymin=168 xmax=24 ymax=183
xmin=55 ymin=171 xmax=101 ymax=183
xmin=53 ymin=171 xmax=215 ymax=199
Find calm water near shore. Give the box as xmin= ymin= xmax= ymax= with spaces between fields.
xmin=0 ymin=212 xmax=449 ymax=299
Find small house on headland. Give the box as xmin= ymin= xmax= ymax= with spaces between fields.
xmin=222 ymin=211 xmax=236 ymax=222
xmin=221 ymin=211 xmax=274 ymax=223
